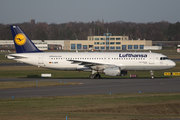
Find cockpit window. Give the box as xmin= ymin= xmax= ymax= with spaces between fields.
xmin=160 ymin=57 xmax=169 ymax=60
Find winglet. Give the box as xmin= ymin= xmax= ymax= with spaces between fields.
xmin=10 ymin=25 xmax=42 ymax=53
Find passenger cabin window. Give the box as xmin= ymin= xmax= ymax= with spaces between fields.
xmin=160 ymin=57 xmax=169 ymax=60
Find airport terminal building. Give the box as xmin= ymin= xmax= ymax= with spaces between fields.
xmin=0 ymin=33 xmax=152 ymax=51
xmin=64 ymin=33 xmax=152 ymax=50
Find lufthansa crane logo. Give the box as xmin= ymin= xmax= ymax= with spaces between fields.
xmin=14 ymin=33 xmax=26 ymax=46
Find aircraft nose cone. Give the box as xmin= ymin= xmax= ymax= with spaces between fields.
xmin=170 ymin=61 xmax=176 ymax=68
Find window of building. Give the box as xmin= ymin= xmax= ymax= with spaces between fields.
xmin=140 ymin=45 xmax=144 ymax=50
xmin=83 ymin=45 xmax=87 ymax=50
xmin=94 ymin=42 xmax=99 ymax=45
xmin=128 ymin=45 xmax=132 ymax=50
xmin=95 ymin=38 xmax=99 ymax=40
xmin=110 ymin=38 xmax=115 ymax=40
xmin=134 ymin=45 xmax=138 ymax=50
xmin=71 ymin=44 xmax=76 ymax=50
xmin=100 ymin=42 xmax=105 ymax=45
xmin=116 ymin=46 xmax=121 ymax=50
xmin=116 ymin=38 xmax=121 ymax=40
xmin=116 ymin=42 xmax=121 ymax=45
xmin=95 ymin=46 xmax=99 ymax=50
xmin=89 ymin=38 xmax=91 ymax=40
xmin=77 ymin=44 xmax=81 ymax=50
xmin=110 ymin=42 xmax=115 ymax=45
xmin=101 ymin=46 xmax=105 ymax=50
xmin=110 ymin=46 xmax=115 ymax=50
xmin=122 ymin=45 xmax=126 ymax=50
xmin=101 ymin=38 xmax=105 ymax=40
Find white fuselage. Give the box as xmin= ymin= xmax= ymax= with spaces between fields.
xmin=7 ymin=52 xmax=176 ymax=71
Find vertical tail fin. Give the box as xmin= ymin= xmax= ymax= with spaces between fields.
xmin=10 ymin=25 xmax=42 ymax=53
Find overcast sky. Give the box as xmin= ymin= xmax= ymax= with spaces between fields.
xmin=0 ymin=0 xmax=179 ymax=24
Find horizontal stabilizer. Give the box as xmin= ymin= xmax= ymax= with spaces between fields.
xmin=6 ymin=54 xmax=28 ymax=59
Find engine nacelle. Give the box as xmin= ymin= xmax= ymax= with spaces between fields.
xmin=104 ymin=67 xmax=121 ymax=76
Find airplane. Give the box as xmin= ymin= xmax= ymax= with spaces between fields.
xmin=6 ymin=25 xmax=176 ymax=79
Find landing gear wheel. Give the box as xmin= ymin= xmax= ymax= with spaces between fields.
xmin=89 ymin=74 xmax=95 ymax=79
xmin=89 ymin=74 xmax=101 ymax=79
xmin=150 ymin=70 xmax=154 ymax=79
xmin=95 ymin=74 xmax=101 ymax=79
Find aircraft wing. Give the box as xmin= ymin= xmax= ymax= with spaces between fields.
xmin=67 ymin=60 xmax=116 ymax=70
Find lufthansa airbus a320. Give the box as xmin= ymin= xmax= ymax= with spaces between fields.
xmin=6 ymin=25 xmax=176 ymax=79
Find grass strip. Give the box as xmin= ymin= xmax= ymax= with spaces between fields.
xmin=0 ymin=93 xmax=180 ymax=120
xmin=0 ymin=81 xmax=82 ymax=89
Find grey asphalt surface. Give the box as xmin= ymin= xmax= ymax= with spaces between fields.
xmin=0 ymin=77 xmax=180 ymax=99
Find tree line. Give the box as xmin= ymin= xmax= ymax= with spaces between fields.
xmin=0 ymin=21 xmax=179 ymax=41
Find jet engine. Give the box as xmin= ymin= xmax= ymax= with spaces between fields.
xmin=104 ymin=67 xmax=121 ymax=76
xmin=103 ymin=67 xmax=128 ymax=76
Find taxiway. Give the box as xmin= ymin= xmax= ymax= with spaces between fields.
xmin=0 ymin=77 xmax=180 ymax=99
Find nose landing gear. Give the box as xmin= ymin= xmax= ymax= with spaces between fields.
xmin=150 ymin=70 xmax=154 ymax=79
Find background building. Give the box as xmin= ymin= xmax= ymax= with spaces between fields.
xmin=0 ymin=40 xmax=65 ymax=51
xmin=45 ymin=40 xmax=64 ymax=50
xmin=0 ymin=33 xmax=152 ymax=51
xmin=64 ymin=33 xmax=152 ymax=50
xmin=0 ymin=40 xmax=15 ymax=50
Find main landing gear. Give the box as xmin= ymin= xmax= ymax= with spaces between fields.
xmin=89 ymin=70 xmax=101 ymax=79
xmin=150 ymin=70 xmax=154 ymax=79
xmin=89 ymin=73 xmax=101 ymax=79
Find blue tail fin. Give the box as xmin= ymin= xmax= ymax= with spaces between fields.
xmin=10 ymin=25 xmax=42 ymax=53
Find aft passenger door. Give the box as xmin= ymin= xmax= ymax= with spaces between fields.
xmin=38 ymin=54 xmax=44 ymax=64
